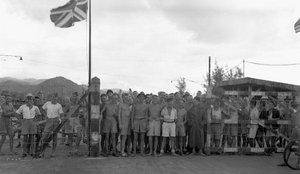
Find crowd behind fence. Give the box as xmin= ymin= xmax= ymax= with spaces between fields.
xmin=0 ymin=89 xmax=298 ymax=158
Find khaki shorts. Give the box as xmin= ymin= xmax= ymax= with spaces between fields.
xmin=176 ymin=123 xmax=186 ymax=137
xmin=162 ymin=122 xmax=176 ymax=137
xmin=44 ymin=118 xmax=60 ymax=133
xmin=133 ymin=119 xmax=147 ymax=133
xmin=0 ymin=117 xmax=12 ymax=135
xmin=224 ymin=124 xmax=238 ymax=136
xmin=65 ymin=117 xmax=82 ymax=134
xmin=210 ymin=123 xmax=221 ymax=139
xmin=147 ymin=120 xmax=161 ymax=136
xmin=102 ymin=118 xmax=118 ymax=134
xmin=21 ymin=119 xmax=37 ymax=135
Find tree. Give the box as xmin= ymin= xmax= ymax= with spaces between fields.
xmin=204 ymin=61 xmax=243 ymax=97
xmin=175 ymin=77 xmax=186 ymax=95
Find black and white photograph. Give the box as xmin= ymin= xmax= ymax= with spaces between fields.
xmin=0 ymin=0 xmax=300 ymax=173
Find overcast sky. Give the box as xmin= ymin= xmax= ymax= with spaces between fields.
xmin=1 ymin=0 xmax=300 ymax=95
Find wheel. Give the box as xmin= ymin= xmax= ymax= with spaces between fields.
xmin=284 ymin=140 xmax=300 ymax=170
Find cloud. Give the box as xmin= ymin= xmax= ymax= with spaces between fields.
xmin=2 ymin=0 xmax=300 ymax=94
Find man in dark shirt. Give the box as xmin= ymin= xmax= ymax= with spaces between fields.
xmin=256 ymin=100 xmax=268 ymax=148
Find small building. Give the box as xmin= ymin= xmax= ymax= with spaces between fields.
xmin=218 ymin=77 xmax=300 ymax=100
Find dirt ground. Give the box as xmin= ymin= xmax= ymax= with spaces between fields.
xmin=0 ymin=142 xmax=298 ymax=174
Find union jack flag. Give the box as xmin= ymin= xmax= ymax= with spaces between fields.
xmin=50 ymin=0 xmax=88 ymax=28
xmin=295 ymin=18 xmax=300 ymax=33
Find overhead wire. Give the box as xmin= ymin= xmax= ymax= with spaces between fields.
xmin=246 ymin=60 xmax=300 ymax=66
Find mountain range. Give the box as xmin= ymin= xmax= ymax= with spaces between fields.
xmin=0 ymin=76 xmax=85 ymax=97
xmin=0 ymin=77 xmax=123 ymax=98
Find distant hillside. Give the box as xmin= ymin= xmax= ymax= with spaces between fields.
xmin=0 ymin=76 xmax=85 ymax=97
xmin=0 ymin=80 xmax=34 ymax=93
xmin=0 ymin=77 xmax=45 ymax=85
xmin=35 ymin=77 xmax=84 ymax=97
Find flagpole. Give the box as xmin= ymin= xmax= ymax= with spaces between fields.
xmin=88 ymin=0 xmax=92 ymax=157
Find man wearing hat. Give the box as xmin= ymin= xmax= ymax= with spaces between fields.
xmin=16 ymin=93 xmax=41 ymax=157
xmin=41 ymin=93 xmax=64 ymax=157
xmin=0 ymin=94 xmax=15 ymax=155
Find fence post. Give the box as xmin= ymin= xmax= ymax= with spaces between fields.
xmin=89 ymin=77 xmax=101 ymax=156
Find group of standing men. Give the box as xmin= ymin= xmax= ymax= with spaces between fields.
xmin=0 ymin=93 xmax=64 ymax=157
xmin=100 ymin=90 xmax=207 ymax=157
xmin=1 ymin=89 xmax=300 ymax=158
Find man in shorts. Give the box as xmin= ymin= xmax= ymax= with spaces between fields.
xmin=0 ymin=94 xmax=15 ymax=155
xmin=41 ymin=93 xmax=64 ymax=157
xmin=66 ymin=92 xmax=83 ymax=152
xmin=147 ymin=95 xmax=162 ymax=156
xmin=131 ymin=93 xmax=148 ymax=156
xmin=34 ymin=96 xmax=46 ymax=151
xmin=16 ymin=93 xmax=41 ymax=157
xmin=100 ymin=94 xmax=108 ymax=153
xmin=160 ymin=98 xmax=177 ymax=156
xmin=118 ymin=93 xmax=132 ymax=157
xmin=176 ymin=99 xmax=187 ymax=155
xmin=101 ymin=93 xmax=119 ymax=156
xmin=210 ymin=99 xmax=222 ymax=149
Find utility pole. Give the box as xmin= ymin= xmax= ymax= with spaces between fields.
xmin=87 ymin=0 xmax=92 ymax=157
xmin=243 ymin=59 xmax=245 ymax=78
xmin=208 ymin=56 xmax=211 ymax=87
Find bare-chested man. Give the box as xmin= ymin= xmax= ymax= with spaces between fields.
xmin=101 ymin=93 xmax=119 ymax=156
xmin=131 ymin=93 xmax=148 ymax=156
xmin=0 ymin=94 xmax=15 ymax=155
xmin=147 ymin=95 xmax=162 ymax=156
xmin=118 ymin=93 xmax=132 ymax=157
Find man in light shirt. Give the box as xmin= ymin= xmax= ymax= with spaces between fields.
xmin=41 ymin=93 xmax=64 ymax=157
xmin=160 ymin=97 xmax=178 ymax=156
xmin=16 ymin=93 xmax=41 ymax=157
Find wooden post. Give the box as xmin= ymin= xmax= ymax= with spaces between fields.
xmin=89 ymin=77 xmax=101 ymax=157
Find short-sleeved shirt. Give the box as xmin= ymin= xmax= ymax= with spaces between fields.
xmin=212 ymin=108 xmax=222 ymax=120
xmin=161 ymin=107 xmax=177 ymax=121
xmin=16 ymin=104 xmax=41 ymax=119
xmin=42 ymin=101 xmax=63 ymax=118
xmin=250 ymin=107 xmax=259 ymax=121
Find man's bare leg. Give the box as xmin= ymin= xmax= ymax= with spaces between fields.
xmin=111 ymin=133 xmax=117 ymax=156
xmin=67 ymin=134 xmax=73 ymax=146
xmin=126 ymin=135 xmax=131 ymax=155
xmin=0 ymin=135 xmax=6 ymax=155
xmin=105 ymin=133 xmax=110 ymax=155
xmin=75 ymin=132 xmax=82 ymax=152
xmin=133 ymin=132 xmax=138 ymax=156
xmin=51 ymin=134 xmax=58 ymax=157
xmin=121 ymin=135 xmax=127 ymax=156
xmin=148 ymin=136 xmax=153 ymax=155
xmin=9 ymin=134 xmax=14 ymax=154
xmin=179 ymin=136 xmax=183 ymax=155
xmin=140 ymin=133 xmax=145 ymax=156
xmin=171 ymin=137 xmax=177 ymax=156
xmin=160 ymin=137 xmax=166 ymax=156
